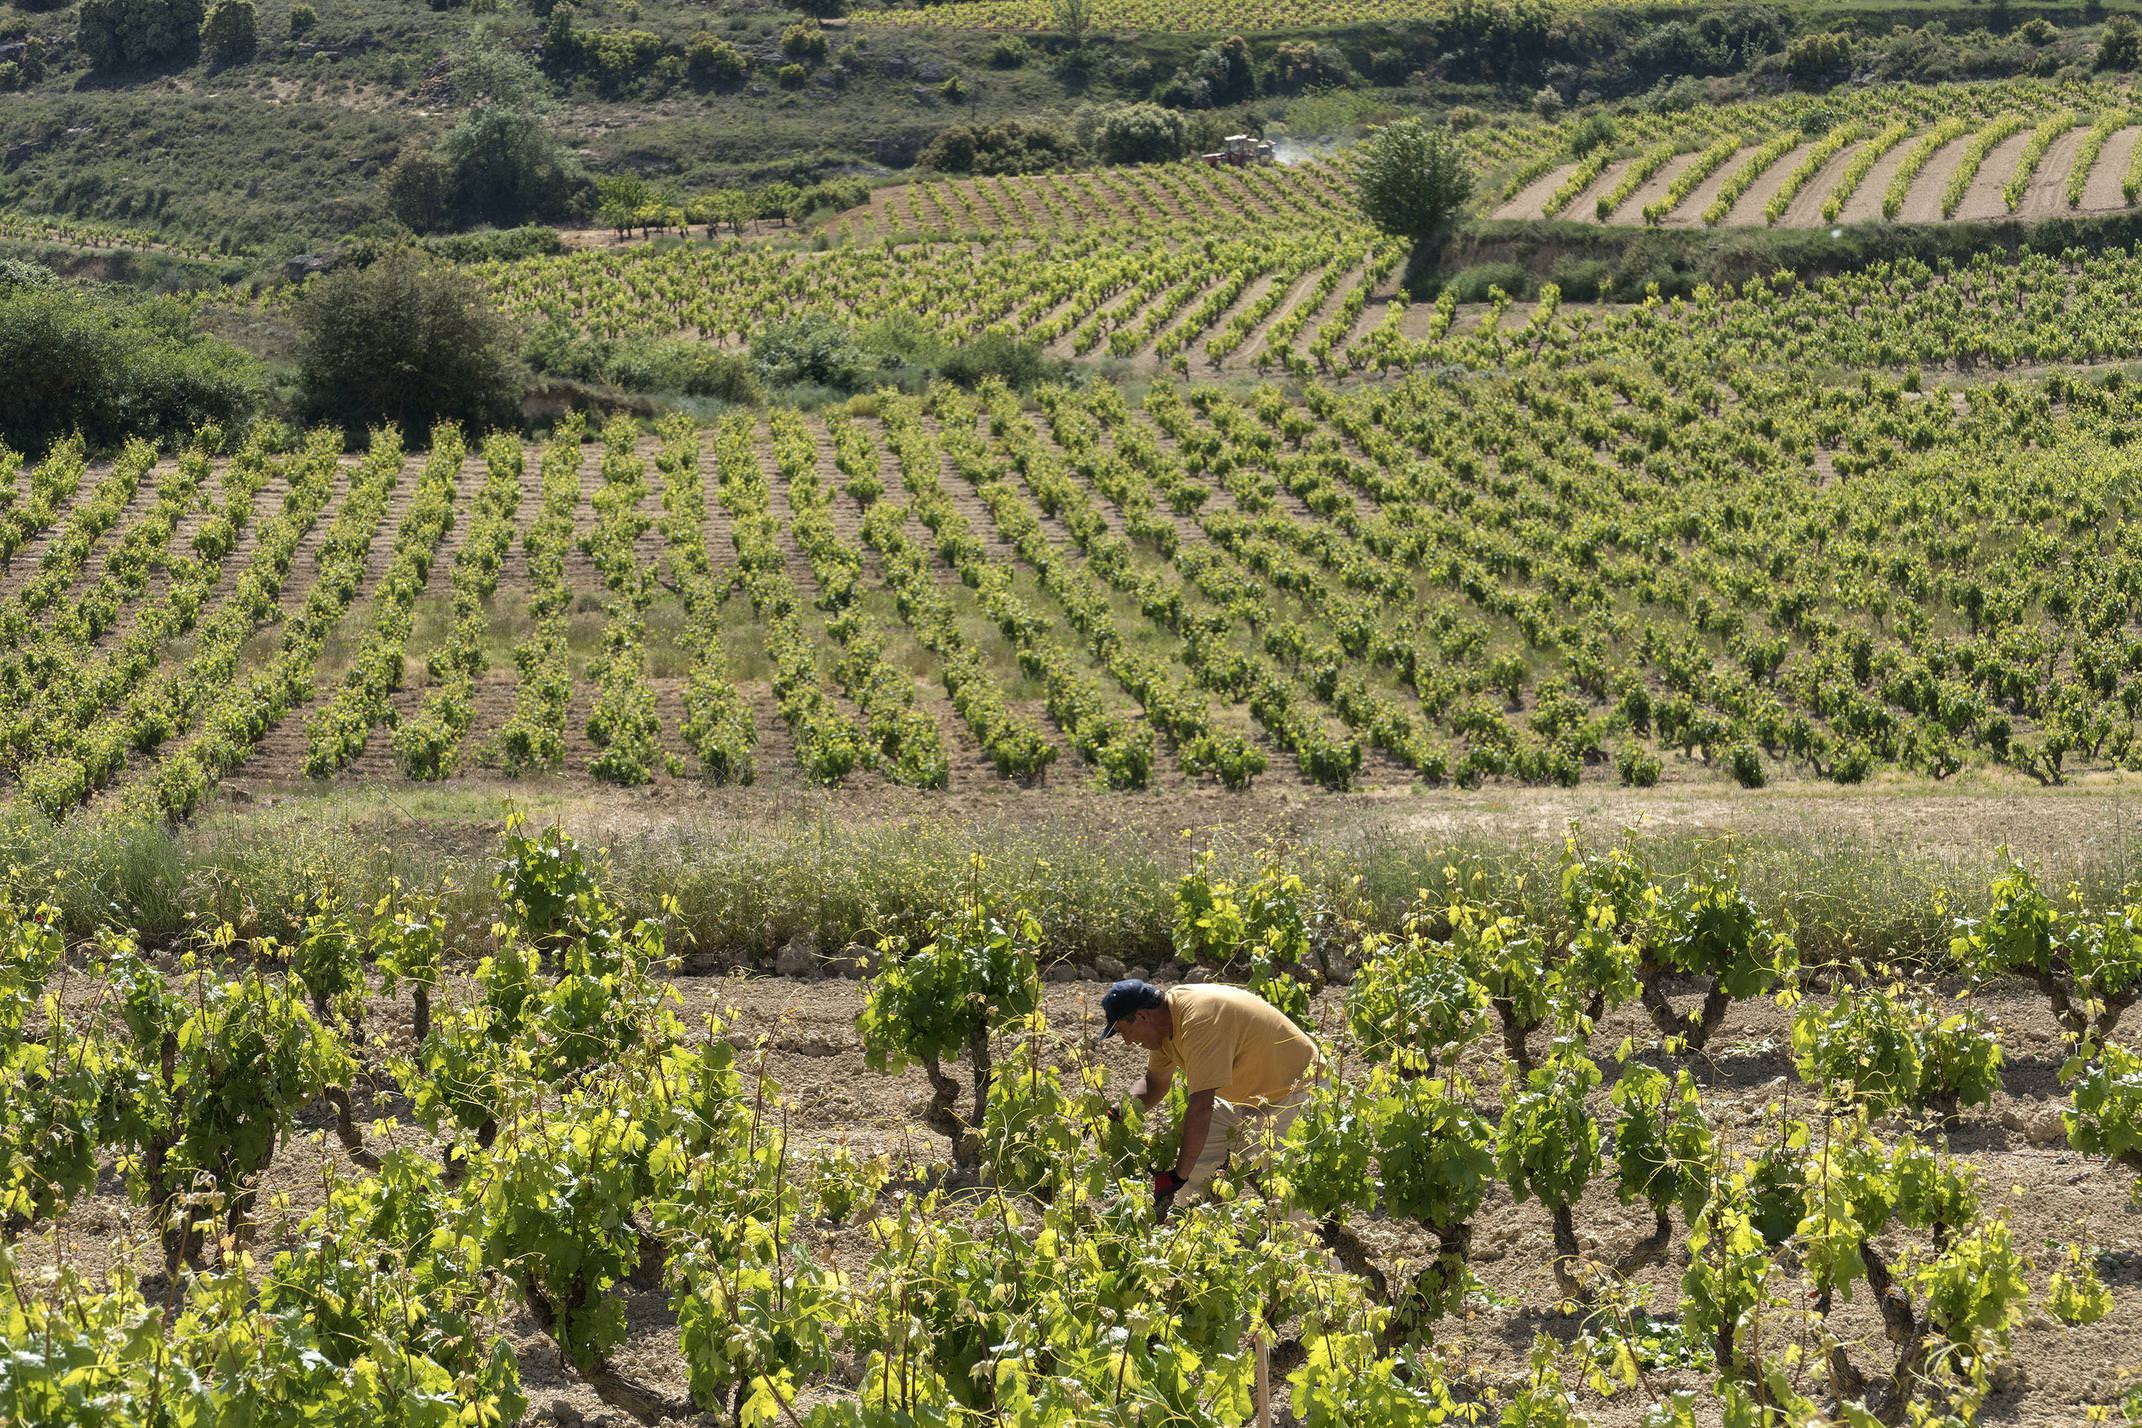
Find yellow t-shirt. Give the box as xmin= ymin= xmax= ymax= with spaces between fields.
xmin=1148 ymin=984 xmax=1318 ymax=1106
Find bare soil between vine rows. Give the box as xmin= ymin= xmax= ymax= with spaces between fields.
xmin=16 ymin=957 xmax=2142 ymax=1426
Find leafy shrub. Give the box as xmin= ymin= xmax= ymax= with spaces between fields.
xmin=1616 ymin=742 xmax=1662 ymax=786
xmin=382 ymin=147 xmax=452 ymax=232
xmin=917 ymin=120 xmax=1079 ymax=176
xmin=0 ymin=36 xmax=47 ymax=89
xmin=1443 ymin=262 xmax=1527 ymax=301
xmin=1160 ymin=33 xmax=1254 ymax=107
xmin=1784 ymin=31 xmax=1851 ymax=87
xmin=1272 ymin=39 xmax=1351 ymax=93
xmin=776 ymin=61 xmax=806 ymax=88
xmin=1092 ymin=103 xmax=1186 ymax=165
xmin=858 ymin=903 xmax=1043 ymax=1168
xmin=1791 ymin=984 xmax=2003 ymax=1121
xmin=287 ymin=1 xmax=314 ymax=34
xmin=1568 ymin=112 xmax=1618 ymax=157
xmin=581 ymin=27 xmax=663 ymax=94
xmin=199 ymin=0 xmax=255 ymax=62
xmin=530 ymin=323 xmax=758 ymax=402
xmin=78 ymin=0 xmax=205 ymax=68
xmin=0 ymin=285 xmax=261 ymax=451
xmin=0 ymin=259 xmax=53 ymax=291
xmin=2100 ymin=15 xmax=2141 ymax=70
xmin=296 ymin=251 xmax=522 ymax=432
xmin=686 ymin=34 xmax=745 ymax=84
xmin=616 ymin=340 xmax=754 ymax=401
xmin=938 ymin=333 xmax=1054 ymax=391
xmin=781 ymin=21 xmax=827 ymax=59
xmin=414 ymin=224 xmax=565 ymax=263
xmin=1547 ymin=256 xmax=1611 ymax=300
xmin=751 ymin=314 xmax=880 ymax=392
xmin=986 ymin=34 xmax=1030 ymax=67
xmin=440 ymin=104 xmax=575 ymax=227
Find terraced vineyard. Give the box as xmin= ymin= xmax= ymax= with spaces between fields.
xmin=478 ymin=159 xmax=1401 ymax=380
xmin=1482 ymin=78 xmax=2142 ymax=227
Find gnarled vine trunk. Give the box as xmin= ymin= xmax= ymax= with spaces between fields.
xmin=328 ymin=1084 xmax=382 ymax=1171
xmin=1639 ymin=964 xmax=1734 ymax=1052
xmin=522 ymin=1273 xmax=690 ymax=1425
xmin=1547 ymin=1201 xmax=1584 ymax=1300
xmin=1492 ymin=997 xmax=1538 ymax=1074
xmin=918 ymin=1052 xmax=973 ymax=1169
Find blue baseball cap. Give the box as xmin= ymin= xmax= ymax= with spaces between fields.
xmin=1099 ymin=979 xmax=1165 ymax=1037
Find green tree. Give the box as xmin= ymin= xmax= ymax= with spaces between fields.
xmin=1783 ymin=30 xmax=1850 ymax=87
xmin=595 ymin=173 xmax=652 ymax=234
xmin=1051 ymin=0 xmax=1089 ymax=43
xmin=750 ymin=313 xmax=878 ymax=392
xmin=287 ymin=1 xmax=314 ymax=34
xmin=1356 ymin=116 xmax=1474 ymax=242
xmin=296 ymin=251 xmax=522 ymax=433
xmin=1093 ymin=102 xmax=1186 ymax=164
xmin=199 ymin=0 xmax=255 ymax=61
xmin=2100 ymin=14 xmax=2142 ymax=70
xmin=441 ymin=104 xmax=573 ymax=226
xmin=381 ymin=146 xmax=452 ymax=232
xmin=0 ymin=286 xmax=260 ymax=449
xmin=77 ymin=0 xmax=205 ymax=68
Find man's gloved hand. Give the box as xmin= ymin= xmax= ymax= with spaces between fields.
xmin=1153 ymin=1168 xmax=1186 ymax=1214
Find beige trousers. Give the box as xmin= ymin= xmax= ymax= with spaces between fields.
xmin=1179 ymin=1082 xmax=1313 ymax=1200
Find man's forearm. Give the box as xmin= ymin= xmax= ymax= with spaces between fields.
xmin=1128 ymin=1075 xmax=1167 ymax=1109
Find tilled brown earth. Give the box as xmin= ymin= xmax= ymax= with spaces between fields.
xmin=14 ymin=967 xmax=2142 ymax=1427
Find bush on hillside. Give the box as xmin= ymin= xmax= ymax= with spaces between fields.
xmin=0 ymin=285 xmax=261 ymax=451
xmin=381 ymin=147 xmax=453 ymax=233
xmin=0 ymin=260 xmax=54 ymax=291
xmin=296 ymin=251 xmax=522 ymax=431
xmin=918 ymin=121 xmax=1081 ymax=176
xmin=1271 ymin=40 xmax=1352 ymax=93
xmin=527 ymin=321 xmax=759 ymax=402
xmin=938 ymin=333 xmax=1055 ymax=391
xmin=2100 ymin=15 xmax=2142 ymax=70
xmin=781 ymin=22 xmax=827 ymax=59
xmin=199 ymin=0 xmax=256 ymax=62
xmin=440 ymin=105 xmax=576 ymax=227
xmin=751 ymin=314 xmax=883 ymax=393
xmin=78 ymin=0 xmax=205 ymax=68
xmin=1784 ymin=31 xmax=1851 ymax=87
xmin=1159 ymin=34 xmax=1254 ymax=107
xmin=1567 ymin=112 xmax=1618 ymax=157
xmin=686 ymin=34 xmax=746 ymax=85
xmin=1089 ymin=103 xmax=1186 ymax=165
